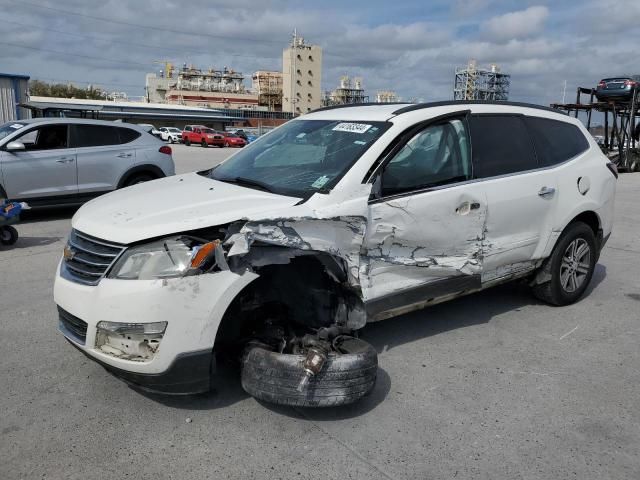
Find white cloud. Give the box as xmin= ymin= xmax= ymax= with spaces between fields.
xmin=481 ymin=6 xmax=549 ymax=42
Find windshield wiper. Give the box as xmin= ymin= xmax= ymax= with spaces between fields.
xmin=219 ymin=176 xmax=275 ymax=193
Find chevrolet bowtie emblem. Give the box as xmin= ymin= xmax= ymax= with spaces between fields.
xmin=63 ymin=245 xmax=75 ymax=261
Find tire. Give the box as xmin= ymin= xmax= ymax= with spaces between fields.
xmin=0 ymin=226 xmax=18 ymax=245
xmin=241 ymin=337 xmax=378 ymax=407
xmin=184 ymin=138 xmax=191 ymax=146
xmin=532 ymin=221 xmax=597 ymax=306
xmin=123 ymin=173 xmax=155 ymax=187
xmin=201 ymin=140 xmax=208 ymax=148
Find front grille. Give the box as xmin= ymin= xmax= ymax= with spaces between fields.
xmin=58 ymin=306 xmax=88 ymax=345
xmin=62 ymin=229 xmax=125 ymax=285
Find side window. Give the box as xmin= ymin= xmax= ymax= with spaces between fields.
xmin=184 ymin=126 xmax=192 ymax=132
xmin=70 ymin=125 xmax=120 ymax=148
xmin=16 ymin=125 xmax=68 ymax=151
xmin=117 ymin=127 xmax=141 ymax=144
xmin=381 ymin=118 xmax=471 ymax=196
xmin=469 ymin=115 xmax=538 ymax=178
xmin=525 ymin=117 xmax=589 ymax=167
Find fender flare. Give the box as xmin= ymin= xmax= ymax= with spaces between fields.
xmin=117 ymin=164 xmax=166 ymax=188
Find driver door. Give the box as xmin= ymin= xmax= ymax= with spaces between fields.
xmin=1 ymin=124 xmax=77 ymax=200
xmin=361 ymin=114 xmax=487 ymax=319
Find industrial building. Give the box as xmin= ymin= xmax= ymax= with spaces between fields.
xmin=322 ymin=76 xmax=369 ymax=107
xmin=375 ymin=90 xmax=399 ymax=103
xmin=252 ymin=71 xmax=283 ymax=111
xmin=453 ymin=60 xmax=510 ymax=101
xmin=145 ymin=63 xmax=260 ymax=110
xmin=282 ymin=32 xmax=323 ymax=114
xmin=0 ymin=72 xmax=30 ymax=123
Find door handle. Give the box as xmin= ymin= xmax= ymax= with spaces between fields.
xmin=538 ymin=186 xmax=556 ymax=198
xmin=116 ymin=153 xmax=132 ymax=158
xmin=456 ymin=201 xmax=481 ymax=215
xmin=56 ymin=157 xmax=75 ymax=163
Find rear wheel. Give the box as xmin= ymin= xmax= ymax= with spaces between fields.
xmin=532 ymin=222 xmax=597 ymax=305
xmin=123 ymin=173 xmax=155 ymax=187
xmin=0 ymin=226 xmax=18 ymax=245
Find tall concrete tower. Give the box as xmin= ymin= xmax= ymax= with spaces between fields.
xmin=282 ymin=30 xmax=322 ymax=114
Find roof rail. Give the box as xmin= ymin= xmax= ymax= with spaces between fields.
xmin=310 ymin=102 xmax=409 ymax=113
xmin=392 ymin=100 xmax=566 ymax=116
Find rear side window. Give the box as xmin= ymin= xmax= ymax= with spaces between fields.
xmin=70 ymin=125 xmax=120 ymax=148
xmin=469 ymin=115 xmax=538 ymax=178
xmin=116 ymin=127 xmax=141 ymax=144
xmin=525 ymin=117 xmax=589 ymax=166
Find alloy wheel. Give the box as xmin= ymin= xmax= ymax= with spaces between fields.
xmin=560 ymin=238 xmax=591 ymax=293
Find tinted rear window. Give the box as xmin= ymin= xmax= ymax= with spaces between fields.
xmin=525 ymin=117 xmax=589 ymax=167
xmin=469 ymin=115 xmax=538 ymax=178
xmin=70 ymin=125 xmax=120 ymax=147
xmin=117 ymin=127 xmax=141 ymax=144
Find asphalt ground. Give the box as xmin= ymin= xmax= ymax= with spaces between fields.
xmin=1 ymin=146 xmax=639 ymax=479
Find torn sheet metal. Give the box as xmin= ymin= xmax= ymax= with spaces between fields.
xmin=360 ymin=187 xmax=488 ymax=303
xmin=226 ymin=216 xmax=367 ymax=286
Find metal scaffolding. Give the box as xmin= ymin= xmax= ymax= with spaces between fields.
xmin=322 ymin=76 xmax=369 ymax=106
xmin=453 ymin=60 xmax=510 ymax=101
xmin=551 ymin=86 xmax=640 ymax=171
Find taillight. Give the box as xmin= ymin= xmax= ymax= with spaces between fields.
xmin=159 ymin=145 xmax=172 ymax=155
xmin=606 ymin=162 xmax=618 ymax=179
xmin=624 ymin=80 xmax=637 ymax=87
xmin=598 ymin=81 xmax=606 ymax=88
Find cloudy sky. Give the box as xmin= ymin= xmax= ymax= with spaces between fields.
xmin=1 ymin=0 xmax=639 ymax=105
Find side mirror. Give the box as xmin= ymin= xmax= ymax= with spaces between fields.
xmin=5 ymin=141 xmax=25 ymax=152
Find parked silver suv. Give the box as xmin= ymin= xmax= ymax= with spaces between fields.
xmin=0 ymin=118 xmax=175 ymax=207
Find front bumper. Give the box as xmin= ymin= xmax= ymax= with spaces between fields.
xmin=66 ymin=338 xmax=213 ymax=394
xmin=54 ymin=261 xmax=258 ymax=393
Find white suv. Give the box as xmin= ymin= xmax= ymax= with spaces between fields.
xmin=0 ymin=119 xmax=175 ymax=207
xmin=54 ymin=102 xmax=616 ymax=404
xmin=158 ymin=127 xmax=182 ymax=143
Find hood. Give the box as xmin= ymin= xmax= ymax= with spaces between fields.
xmin=72 ymin=172 xmax=302 ymax=244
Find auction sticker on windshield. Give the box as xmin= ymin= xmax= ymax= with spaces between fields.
xmin=332 ymin=123 xmax=372 ymax=134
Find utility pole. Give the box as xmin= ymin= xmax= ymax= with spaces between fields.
xmin=562 ymin=80 xmax=567 ymax=104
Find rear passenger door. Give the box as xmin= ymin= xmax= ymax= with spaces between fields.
xmin=468 ymin=114 xmax=558 ymax=281
xmin=70 ymin=125 xmax=137 ymax=194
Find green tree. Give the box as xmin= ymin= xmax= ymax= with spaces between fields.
xmin=29 ymin=80 xmax=105 ymax=100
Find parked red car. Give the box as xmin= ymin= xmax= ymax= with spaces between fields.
xmin=222 ymin=132 xmax=247 ymax=148
xmin=182 ymin=125 xmax=225 ymax=147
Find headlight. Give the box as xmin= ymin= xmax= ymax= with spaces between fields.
xmin=107 ymin=236 xmax=221 ymax=280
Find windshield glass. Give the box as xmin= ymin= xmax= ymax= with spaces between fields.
xmin=202 ymin=128 xmax=215 ymax=134
xmin=0 ymin=122 xmax=26 ymax=141
xmin=210 ymin=119 xmax=390 ymax=197
xmin=168 ymin=128 xmax=181 ymax=133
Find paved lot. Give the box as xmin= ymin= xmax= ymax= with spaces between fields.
xmin=1 ymin=149 xmax=639 ymax=479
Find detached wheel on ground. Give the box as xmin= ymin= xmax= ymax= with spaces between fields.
xmin=532 ymin=221 xmax=597 ymax=305
xmin=0 ymin=226 xmax=18 ymax=245
xmin=123 ymin=173 xmax=155 ymax=187
xmin=241 ymin=337 xmax=378 ymax=407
